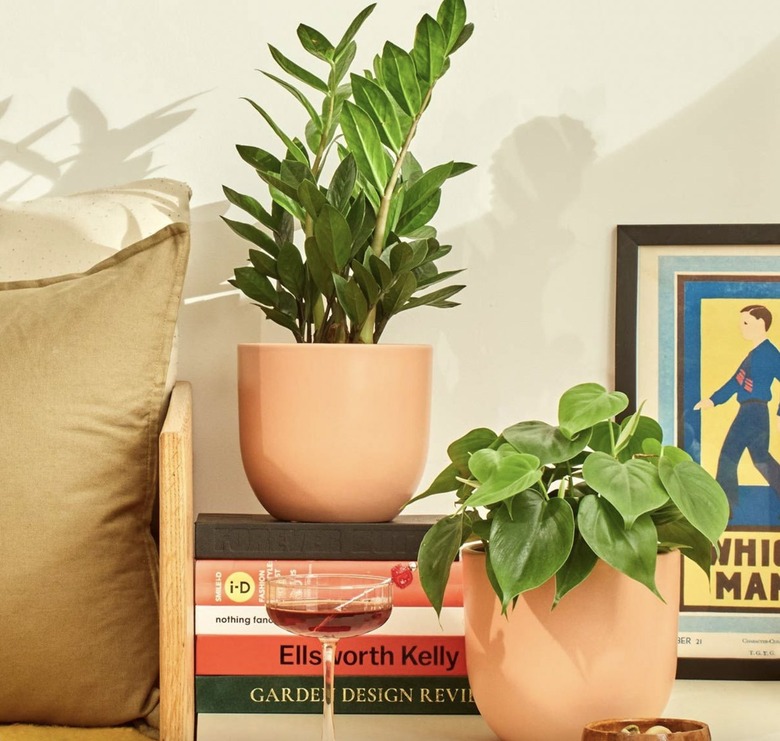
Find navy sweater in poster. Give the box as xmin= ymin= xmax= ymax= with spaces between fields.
xmin=710 ymin=339 xmax=780 ymax=413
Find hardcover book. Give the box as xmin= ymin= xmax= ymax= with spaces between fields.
xmin=195 ymin=605 xmax=463 ymax=636
xmin=195 ymin=513 xmax=441 ymax=560
xmin=196 ymin=675 xmax=478 ymax=714
xmin=196 ymin=634 xmax=468 ymax=676
xmin=194 ymin=559 xmax=463 ymax=608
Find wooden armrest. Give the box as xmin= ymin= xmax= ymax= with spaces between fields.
xmin=158 ymin=381 xmax=195 ymax=741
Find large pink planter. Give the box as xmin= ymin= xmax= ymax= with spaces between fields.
xmin=462 ymin=545 xmax=681 ymax=741
xmin=237 ymin=343 xmax=432 ymax=522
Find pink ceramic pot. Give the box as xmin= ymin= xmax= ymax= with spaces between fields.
xmin=237 ymin=343 xmax=432 ymax=522
xmin=462 ymin=545 xmax=681 ymax=741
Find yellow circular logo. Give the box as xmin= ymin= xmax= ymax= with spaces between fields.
xmin=224 ymin=571 xmax=256 ymax=603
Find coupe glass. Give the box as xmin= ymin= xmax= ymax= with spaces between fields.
xmin=266 ymin=573 xmax=393 ymax=741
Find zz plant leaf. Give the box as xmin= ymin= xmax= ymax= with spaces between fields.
xmin=224 ymin=0 xmax=475 ymax=343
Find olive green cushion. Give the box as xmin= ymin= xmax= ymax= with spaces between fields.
xmin=0 ymin=224 xmax=189 ymax=729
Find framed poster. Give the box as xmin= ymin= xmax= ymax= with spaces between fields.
xmin=616 ymin=224 xmax=780 ymax=680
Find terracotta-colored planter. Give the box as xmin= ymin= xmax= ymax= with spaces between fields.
xmin=582 ymin=717 xmax=711 ymax=740
xmin=237 ymin=343 xmax=432 ymax=522
xmin=462 ymin=545 xmax=681 ymax=741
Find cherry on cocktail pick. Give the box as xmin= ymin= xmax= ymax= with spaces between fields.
xmin=390 ymin=562 xmax=416 ymax=589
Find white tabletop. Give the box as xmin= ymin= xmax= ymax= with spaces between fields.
xmin=197 ymin=679 xmax=780 ymax=740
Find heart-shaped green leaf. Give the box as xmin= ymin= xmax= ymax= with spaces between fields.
xmin=658 ymin=458 xmax=729 ymax=545
xmin=588 ymin=420 xmax=619 ymax=455
xmin=558 ymin=383 xmax=629 ymax=439
xmin=655 ymin=519 xmax=714 ymax=577
xmin=464 ymin=452 xmax=542 ymax=507
xmin=408 ymin=462 xmax=460 ymax=504
xmin=582 ymin=452 xmax=669 ymax=527
xmin=467 ymin=446 xmax=517 ymax=484
xmin=615 ymin=414 xmax=664 ymax=461
xmin=554 ymin=528 xmax=598 ymax=607
xmin=660 ymin=445 xmax=692 ymax=465
xmin=502 ymin=420 xmax=591 ymax=465
xmin=445 ymin=428 xmax=498 ymax=476
xmin=577 ymin=495 xmax=660 ymax=597
xmin=489 ymin=492 xmax=575 ymax=609
xmin=418 ymin=514 xmax=469 ymax=615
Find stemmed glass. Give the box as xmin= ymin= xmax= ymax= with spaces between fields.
xmin=266 ymin=573 xmax=393 ymax=741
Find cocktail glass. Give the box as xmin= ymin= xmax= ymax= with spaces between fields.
xmin=266 ymin=573 xmax=393 ymax=741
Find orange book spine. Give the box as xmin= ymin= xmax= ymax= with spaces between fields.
xmin=194 ymin=559 xmax=463 ymax=608
xmin=195 ymin=634 xmax=467 ymax=677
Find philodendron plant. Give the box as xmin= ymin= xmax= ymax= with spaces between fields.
xmin=224 ymin=0 xmax=474 ymax=343
xmin=413 ymin=382 xmax=730 ymax=614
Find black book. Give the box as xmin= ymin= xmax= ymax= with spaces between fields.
xmin=195 ymin=513 xmax=440 ymax=561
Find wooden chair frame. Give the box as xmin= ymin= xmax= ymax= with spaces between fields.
xmin=158 ymin=381 xmax=195 ymax=741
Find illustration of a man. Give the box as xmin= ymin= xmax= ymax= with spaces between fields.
xmin=694 ymin=304 xmax=780 ymax=512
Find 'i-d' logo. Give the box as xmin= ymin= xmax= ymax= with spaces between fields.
xmin=224 ymin=571 xmax=256 ymax=603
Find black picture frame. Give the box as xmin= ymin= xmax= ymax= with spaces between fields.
xmin=615 ymin=224 xmax=780 ymax=681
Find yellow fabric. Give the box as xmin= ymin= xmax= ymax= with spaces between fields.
xmin=0 ymin=725 xmax=149 ymax=740
xmin=0 ymin=224 xmax=189 ymax=730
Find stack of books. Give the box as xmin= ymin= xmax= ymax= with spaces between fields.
xmin=194 ymin=513 xmax=476 ymax=715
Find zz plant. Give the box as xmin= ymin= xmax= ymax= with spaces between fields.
xmin=224 ymin=0 xmax=474 ymax=343
xmin=413 ymin=382 xmax=730 ymax=614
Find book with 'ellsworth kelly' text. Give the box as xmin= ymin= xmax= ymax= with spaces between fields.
xmin=195 ymin=513 xmax=441 ymax=560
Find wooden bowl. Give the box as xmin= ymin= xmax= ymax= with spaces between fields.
xmin=581 ymin=718 xmax=711 ymax=740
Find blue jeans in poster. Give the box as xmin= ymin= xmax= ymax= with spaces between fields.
xmin=716 ymin=400 xmax=780 ymax=509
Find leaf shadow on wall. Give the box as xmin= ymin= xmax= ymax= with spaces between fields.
xmin=0 ymin=88 xmax=198 ymax=203
xmin=49 ymin=89 xmax=199 ymax=199
xmin=408 ymin=35 xmax=780 ymax=509
xmin=422 ymin=115 xmax=597 ymax=429
xmin=0 ymin=96 xmax=68 ymax=200
xmin=441 ymin=34 xmax=780 ymax=424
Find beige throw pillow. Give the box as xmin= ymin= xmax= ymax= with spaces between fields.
xmin=0 ymin=178 xmax=192 ymax=394
xmin=0 ymin=223 xmax=189 ymax=729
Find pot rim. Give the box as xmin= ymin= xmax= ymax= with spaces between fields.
xmin=237 ymin=342 xmax=433 ymax=350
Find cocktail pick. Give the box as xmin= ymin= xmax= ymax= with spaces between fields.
xmin=333 ymin=562 xmax=417 ymax=612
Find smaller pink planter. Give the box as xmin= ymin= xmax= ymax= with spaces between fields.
xmin=237 ymin=343 xmax=432 ymax=522
xmin=462 ymin=545 xmax=681 ymax=741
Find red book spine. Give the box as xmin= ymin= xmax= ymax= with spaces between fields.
xmin=194 ymin=559 xmax=463 ymax=608
xmin=195 ymin=634 xmax=467 ymax=677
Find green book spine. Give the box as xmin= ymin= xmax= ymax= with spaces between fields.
xmin=196 ymin=675 xmax=478 ymax=715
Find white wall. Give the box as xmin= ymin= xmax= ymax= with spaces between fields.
xmin=3 ymin=1 xmax=780 ymax=516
